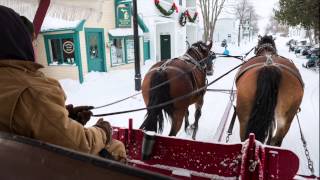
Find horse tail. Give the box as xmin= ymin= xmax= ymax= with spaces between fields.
xmin=140 ymin=69 xmax=173 ymax=133
xmin=245 ymin=65 xmax=282 ymax=143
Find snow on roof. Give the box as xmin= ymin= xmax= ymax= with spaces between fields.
xmin=0 ymin=0 xmax=104 ymax=21
xmin=108 ymin=28 xmax=143 ymax=37
xmin=41 ymin=16 xmax=82 ymax=32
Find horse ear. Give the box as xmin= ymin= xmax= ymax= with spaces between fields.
xmin=206 ymin=40 xmax=212 ymax=49
xmin=258 ymin=35 xmax=262 ymax=40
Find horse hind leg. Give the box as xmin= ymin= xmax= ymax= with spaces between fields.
xmin=184 ymin=109 xmax=190 ymax=133
xmin=191 ymin=98 xmax=204 ymax=140
xmin=169 ymin=109 xmax=186 ymax=137
xmin=270 ymin=114 xmax=294 ymax=146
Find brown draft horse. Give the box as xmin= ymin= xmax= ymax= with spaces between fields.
xmin=140 ymin=41 xmax=213 ymax=140
xmin=235 ymin=35 xmax=304 ymax=146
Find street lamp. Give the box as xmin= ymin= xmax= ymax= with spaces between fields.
xmin=133 ymin=0 xmax=141 ymax=91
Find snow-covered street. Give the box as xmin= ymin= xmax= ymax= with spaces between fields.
xmin=60 ymin=36 xmax=319 ymax=176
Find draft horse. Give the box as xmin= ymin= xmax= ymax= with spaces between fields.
xmin=140 ymin=41 xmax=213 ymax=140
xmin=235 ymin=35 xmax=304 ymax=146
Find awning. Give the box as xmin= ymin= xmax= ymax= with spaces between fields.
xmin=137 ymin=15 xmax=149 ymax=33
xmin=40 ymin=17 xmax=85 ymax=33
xmin=108 ymin=28 xmax=143 ymax=38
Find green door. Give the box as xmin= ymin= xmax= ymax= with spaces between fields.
xmin=85 ymin=30 xmax=105 ymax=72
xmin=160 ymin=35 xmax=171 ymax=60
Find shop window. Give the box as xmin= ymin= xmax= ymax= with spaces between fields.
xmin=110 ymin=38 xmax=125 ymax=66
xmin=46 ymin=36 xmax=75 ymax=65
xmin=126 ymin=39 xmax=134 ymax=63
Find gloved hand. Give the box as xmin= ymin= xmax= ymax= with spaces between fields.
xmin=94 ymin=118 xmax=112 ymax=144
xmin=66 ymin=104 xmax=94 ymax=125
xmin=105 ymin=139 xmax=127 ymax=163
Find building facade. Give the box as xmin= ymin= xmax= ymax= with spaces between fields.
xmin=3 ymin=0 xmax=199 ymax=82
xmin=34 ymin=0 xmax=147 ymax=83
xmin=213 ymin=17 xmax=238 ymax=44
xmin=137 ymin=0 xmax=199 ymax=61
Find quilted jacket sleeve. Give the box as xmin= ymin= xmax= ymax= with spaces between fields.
xmin=12 ymin=84 xmax=107 ymax=155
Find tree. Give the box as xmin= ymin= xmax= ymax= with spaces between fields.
xmin=234 ymin=0 xmax=250 ymax=46
xmin=199 ymin=0 xmax=227 ymax=42
xmin=246 ymin=5 xmax=259 ymax=40
xmin=265 ymin=15 xmax=289 ymax=35
xmin=274 ymin=0 xmax=319 ymax=44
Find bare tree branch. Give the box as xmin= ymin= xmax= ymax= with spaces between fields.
xmin=200 ymin=0 xmax=227 ymax=41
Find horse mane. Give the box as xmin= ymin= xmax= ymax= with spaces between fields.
xmin=258 ymin=35 xmax=276 ymax=47
xmin=185 ymin=41 xmax=208 ymax=60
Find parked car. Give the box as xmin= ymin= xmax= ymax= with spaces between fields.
xmin=300 ymin=45 xmax=312 ymax=56
xmin=306 ymin=47 xmax=320 ymax=59
xmin=301 ymin=46 xmax=312 ymax=56
xmin=288 ymin=40 xmax=297 ymax=52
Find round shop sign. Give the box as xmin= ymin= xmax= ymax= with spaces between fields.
xmin=63 ymin=41 xmax=74 ymax=54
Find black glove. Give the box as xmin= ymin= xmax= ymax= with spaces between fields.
xmin=94 ymin=118 xmax=112 ymax=144
xmin=66 ymin=104 xmax=94 ymax=125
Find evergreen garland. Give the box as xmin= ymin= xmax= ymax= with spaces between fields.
xmin=179 ymin=12 xmax=187 ymax=26
xmin=154 ymin=0 xmax=178 ymax=16
xmin=185 ymin=10 xmax=198 ymax=23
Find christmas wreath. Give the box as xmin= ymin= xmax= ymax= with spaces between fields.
xmin=154 ymin=0 xmax=178 ymax=16
xmin=185 ymin=10 xmax=198 ymax=23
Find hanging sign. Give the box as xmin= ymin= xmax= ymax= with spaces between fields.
xmin=117 ymin=3 xmax=131 ymax=28
xmin=63 ymin=41 xmax=74 ymax=54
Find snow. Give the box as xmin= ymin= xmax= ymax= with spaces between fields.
xmin=41 ymin=16 xmax=82 ymax=31
xmin=59 ymin=36 xmax=319 ymax=177
xmin=108 ymin=28 xmax=143 ymax=37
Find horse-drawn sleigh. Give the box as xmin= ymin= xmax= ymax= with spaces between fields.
xmin=2 ymin=35 xmax=313 ymax=179
xmin=0 ymin=0 xmax=317 ymax=178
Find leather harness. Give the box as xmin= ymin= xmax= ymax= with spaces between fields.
xmin=235 ymin=55 xmax=304 ymax=88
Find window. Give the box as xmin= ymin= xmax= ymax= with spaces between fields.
xmin=179 ymin=0 xmax=183 ymax=6
xmin=126 ymin=38 xmax=134 ymax=63
xmin=110 ymin=38 xmax=125 ymax=66
xmin=46 ymin=36 xmax=75 ymax=65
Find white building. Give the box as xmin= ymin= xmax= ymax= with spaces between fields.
xmin=137 ymin=0 xmax=199 ymax=61
xmin=213 ymin=17 xmax=238 ymax=44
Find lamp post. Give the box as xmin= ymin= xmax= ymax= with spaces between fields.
xmin=133 ymin=0 xmax=141 ymax=91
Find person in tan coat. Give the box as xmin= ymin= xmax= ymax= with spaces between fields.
xmin=0 ymin=5 xmax=126 ymax=162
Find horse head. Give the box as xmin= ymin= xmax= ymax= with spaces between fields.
xmin=186 ymin=41 xmax=215 ymax=74
xmin=255 ymin=35 xmax=277 ymax=56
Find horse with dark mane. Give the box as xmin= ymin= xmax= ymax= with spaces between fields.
xmin=140 ymin=41 xmax=214 ymax=140
xmin=235 ymin=35 xmax=304 ymax=146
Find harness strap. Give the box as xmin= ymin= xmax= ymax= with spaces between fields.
xmin=226 ymin=105 xmax=237 ymax=143
xmin=235 ymin=62 xmax=264 ymax=83
xmin=181 ymin=54 xmax=206 ymax=72
xmin=235 ymin=61 xmax=304 ymax=88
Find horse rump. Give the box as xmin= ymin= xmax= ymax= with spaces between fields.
xmin=140 ymin=70 xmax=173 ymax=133
xmin=245 ymin=65 xmax=282 ymax=143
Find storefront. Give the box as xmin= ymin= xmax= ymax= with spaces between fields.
xmin=40 ymin=18 xmax=86 ymax=82
xmin=109 ymin=0 xmax=150 ymax=67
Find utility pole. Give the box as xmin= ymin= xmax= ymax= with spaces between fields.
xmin=133 ymin=0 xmax=141 ymax=91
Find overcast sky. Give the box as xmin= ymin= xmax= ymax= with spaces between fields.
xmin=250 ymin=0 xmax=279 ymax=34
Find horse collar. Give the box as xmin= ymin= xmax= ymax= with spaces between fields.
xmin=265 ymin=54 xmax=273 ymax=65
xmin=184 ymin=54 xmax=206 ymax=72
xmin=255 ymin=43 xmax=277 ymax=55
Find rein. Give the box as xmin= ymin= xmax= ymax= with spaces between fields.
xmin=93 ymin=46 xmax=256 ymax=110
xmin=92 ymin=61 xmax=246 ymax=117
xmin=93 ymin=51 xmax=215 ymax=109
